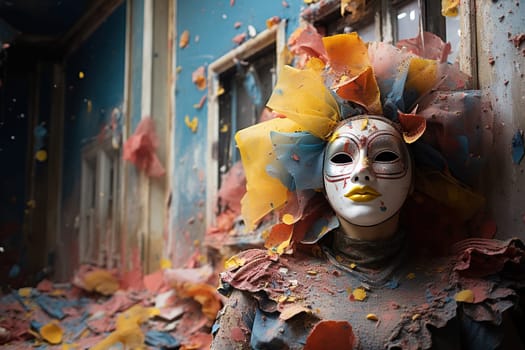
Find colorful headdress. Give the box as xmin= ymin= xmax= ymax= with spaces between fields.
xmin=236 ymin=27 xmax=488 ymax=250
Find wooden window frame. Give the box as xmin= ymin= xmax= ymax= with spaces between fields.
xmin=206 ymin=21 xmax=287 ymax=228
xmin=79 ymin=136 xmax=120 ymax=268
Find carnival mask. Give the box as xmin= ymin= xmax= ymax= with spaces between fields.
xmin=323 ymin=116 xmax=412 ymax=226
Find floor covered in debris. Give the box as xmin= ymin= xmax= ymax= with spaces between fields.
xmin=0 ymin=263 xmax=222 ymax=350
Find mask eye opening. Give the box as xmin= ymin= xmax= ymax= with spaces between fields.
xmin=374 ymin=151 xmax=399 ymax=162
xmin=330 ymin=153 xmax=353 ymax=164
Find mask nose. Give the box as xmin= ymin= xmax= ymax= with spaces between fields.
xmin=351 ymin=154 xmax=375 ymax=183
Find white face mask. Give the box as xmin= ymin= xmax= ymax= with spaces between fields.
xmin=323 ymin=116 xmax=412 ymax=226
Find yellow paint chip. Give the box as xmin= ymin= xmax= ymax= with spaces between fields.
xmin=160 ymin=258 xmax=172 ymax=270
xmin=18 ymin=287 xmax=32 ymax=297
xmin=220 ymin=124 xmax=229 ymax=133
xmin=406 ymin=272 xmax=416 ymax=280
xmin=352 ymin=287 xmax=367 ymax=301
xmin=224 ymin=255 xmax=246 ymax=270
xmin=441 ymin=0 xmax=459 ymax=17
xmin=349 ymin=263 xmax=357 ymax=269
xmin=184 ymin=115 xmax=199 ymax=133
xmin=455 ymin=289 xmax=475 ymax=303
xmin=412 ymin=313 xmax=421 ymax=321
xmin=35 ymin=150 xmax=48 ymax=162
xmin=360 ymin=118 xmax=368 ymax=130
xmin=83 ymin=270 xmax=119 ymax=295
xmin=40 ymin=321 xmax=63 ymax=345
xmin=306 ymin=270 xmax=318 ymax=276
xmin=282 ymin=213 xmax=295 ymax=225
xmin=179 ymin=30 xmax=190 ymax=48
xmin=78 ymin=71 xmax=85 ymax=79
xmin=366 ymin=313 xmax=378 ymax=321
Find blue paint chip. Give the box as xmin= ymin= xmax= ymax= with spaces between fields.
xmin=8 ymin=264 xmax=20 ymax=278
xmin=145 ymin=330 xmax=180 ymax=349
xmin=511 ymin=130 xmax=524 ymax=165
xmin=211 ymin=321 xmax=221 ymax=335
xmin=385 ymin=278 xmax=399 ymax=289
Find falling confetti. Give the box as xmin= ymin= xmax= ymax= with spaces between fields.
xmin=35 ymin=150 xmax=48 ymax=162
xmin=232 ymin=33 xmax=246 ymax=45
xmin=179 ymin=30 xmax=190 ymax=48
xmin=192 ymin=66 xmax=207 ymax=90
xmin=266 ymin=16 xmax=281 ymax=29
xmin=247 ymin=25 xmax=257 ymax=38
xmin=184 ymin=115 xmax=199 ymax=133
xmin=441 ymin=0 xmax=459 ymax=17
xmin=193 ymin=95 xmax=207 ymax=109
xmin=78 ymin=71 xmax=85 ymax=79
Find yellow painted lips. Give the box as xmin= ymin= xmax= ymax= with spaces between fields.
xmin=344 ymin=185 xmax=381 ymax=202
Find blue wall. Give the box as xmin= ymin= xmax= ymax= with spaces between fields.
xmin=172 ymin=0 xmax=304 ymax=262
xmin=62 ymin=4 xmax=126 ymax=201
xmin=129 ymin=0 xmax=144 ymax=129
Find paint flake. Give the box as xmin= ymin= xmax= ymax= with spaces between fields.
xmin=455 ymin=289 xmax=475 ymax=303
xmin=352 ymin=287 xmax=367 ymax=301
xmin=232 ymin=33 xmax=246 ymax=45
xmin=184 ymin=115 xmax=199 ymax=133
xmin=179 ymin=30 xmax=190 ymax=48
xmin=192 ymin=66 xmax=207 ymax=90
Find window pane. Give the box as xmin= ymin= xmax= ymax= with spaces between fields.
xmin=356 ymin=22 xmax=376 ymax=42
xmin=218 ymin=47 xmax=275 ymax=185
xmin=396 ymin=1 xmax=420 ymax=40
xmin=446 ymin=16 xmax=461 ymax=63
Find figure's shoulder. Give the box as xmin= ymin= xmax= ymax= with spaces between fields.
xmin=450 ymin=237 xmax=525 ymax=278
xmin=219 ymin=248 xmax=327 ymax=309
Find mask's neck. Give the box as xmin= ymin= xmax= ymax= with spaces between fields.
xmin=337 ymin=212 xmax=400 ymax=241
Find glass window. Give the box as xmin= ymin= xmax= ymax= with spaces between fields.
xmin=217 ymin=47 xmax=276 ymax=185
xmin=396 ymin=1 xmax=420 ymax=40
xmin=446 ymin=16 xmax=461 ymax=63
xmin=355 ymin=22 xmax=376 ymax=42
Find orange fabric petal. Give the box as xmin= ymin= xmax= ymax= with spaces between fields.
xmin=180 ymin=283 xmax=223 ymax=322
xmin=304 ymin=320 xmax=356 ymax=350
xmin=264 ymin=223 xmax=293 ymax=255
xmin=335 ymin=66 xmax=382 ymax=114
xmin=323 ymin=33 xmax=369 ymax=75
xmin=398 ymin=111 xmax=427 ymax=144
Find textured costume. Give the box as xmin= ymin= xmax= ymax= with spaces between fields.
xmin=211 ymin=28 xmax=525 ymax=349
xmin=213 ymin=234 xmax=525 ymax=349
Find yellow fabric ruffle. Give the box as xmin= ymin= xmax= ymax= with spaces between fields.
xmin=236 ymin=117 xmax=304 ymax=230
xmin=266 ymin=65 xmax=340 ymax=140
